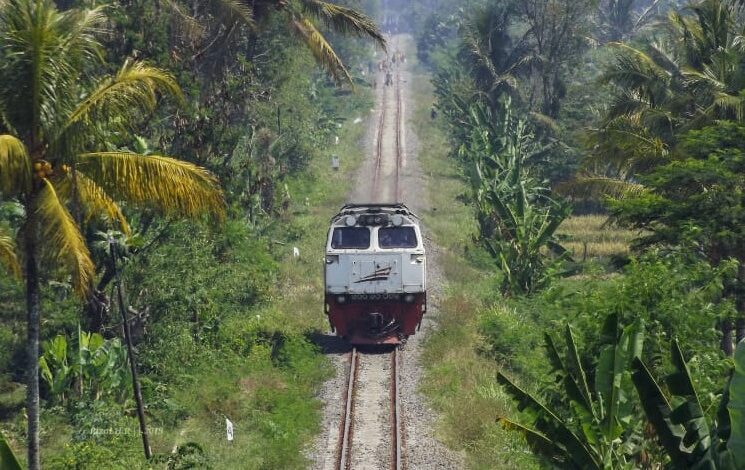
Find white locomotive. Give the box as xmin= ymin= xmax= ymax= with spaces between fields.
xmin=325 ymin=203 xmax=427 ymax=344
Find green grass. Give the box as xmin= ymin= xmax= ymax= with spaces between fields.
xmin=407 ymin=45 xmax=542 ymax=469
xmin=134 ymin=94 xmax=372 ymax=469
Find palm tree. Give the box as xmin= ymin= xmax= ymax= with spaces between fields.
xmin=563 ymin=0 xmax=745 ymax=200
xmin=460 ymin=3 xmax=532 ymax=107
xmin=595 ymin=0 xmax=662 ymax=42
xmin=171 ymin=0 xmax=386 ymax=84
xmin=0 ymin=1 xmax=225 ymax=468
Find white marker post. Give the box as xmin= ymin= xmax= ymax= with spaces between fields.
xmin=226 ymin=418 xmax=234 ymax=443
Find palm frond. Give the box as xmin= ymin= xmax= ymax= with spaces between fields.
xmin=78 ymin=152 xmax=225 ymax=220
xmin=162 ymin=0 xmax=206 ymax=40
xmin=59 ymin=4 xmax=108 ymax=65
xmin=555 ymin=176 xmax=646 ymax=200
xmin=603 ymin=43 xmax=671 ymax=94
xmin=292 ymin=18 xmax=352 ymax=85
xmin=300 ymin=0 xmax=385 ymax=48
xmin=56 ymin=170 xmax=131 ymax=234
xmin=0 ymin=134 xmax=31 ymax=196
xmin=0 ymin=0 xmax=107 ymax=139
xmin=210 ymin=0 xmax=255 ymax=29
xmin=35 ymin=178 xmax=94 ymax=297
xmin=64 ymin=61 xmax=183 ymax=132
xmin=0 ymin=228 xmax=21 ymax=279
xmin=710 ymin=91 xmax=745 ymax=120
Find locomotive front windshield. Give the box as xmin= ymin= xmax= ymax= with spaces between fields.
xmin=331 ymin=227 xmax=370 ymax=249
xmin=378 ymin=226 xmax=418 ymax=248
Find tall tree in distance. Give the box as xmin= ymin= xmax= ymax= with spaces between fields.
xmin=595 ymin=0 xmax=662 ymax=42
xmin=563 ymin=0 xmax=745 ymax=200
xmin=170 ymin=0 xmax=386 ymax=84
xmin=0 ymin=1 xmax=225 ymax=468
xmin=461 ymin=2 xmax=532 ymax=109
xmin=518 ymin=0 xmax=596 ymax=118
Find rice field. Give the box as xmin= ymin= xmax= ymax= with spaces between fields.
xmin=556 ymin=214 xmax=637 ymax=259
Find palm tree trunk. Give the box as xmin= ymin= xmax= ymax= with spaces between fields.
xmin=24 ymin=224 xmax=41 ymax=470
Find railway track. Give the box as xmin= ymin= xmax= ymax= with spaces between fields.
xmin=336 ymin=347 xmax=402 ymax=470
xmin=372 ymin=54 xmax=404 ymax=202
xmin=394 ymin=70 xmax=402 ymax=202
xmin=372 ymin=86 xmax=387 ymax=196
xmin=332 ymin=45 xmax=406 ymax=470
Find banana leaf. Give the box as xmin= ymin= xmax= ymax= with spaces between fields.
xmin=564 ymin=325 xmax=594 ymax=413
xmin=497 ymin=372 xmax=601 ymax=469
xmin=667 ymin=340 xmax=711 ymax=459
xmin=497 ymin=417 xmax=566 ymax=463
xmin=0 ymin=431 xmax=22 ymax=470
xmin=631 ymin=356 xmax=688 ymax=468
xmin=544 ymin=332 xmax=594 ymax=418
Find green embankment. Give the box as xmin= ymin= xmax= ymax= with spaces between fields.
xmin=0 ymin=90 xmax=372 ymax=470
xmin=409 ymin=57 xmax=543 ymax=470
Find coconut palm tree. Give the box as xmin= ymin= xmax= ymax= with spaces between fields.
xmin=460 ymin=3 xmax=533 ymax=108
xmin=562 ymin=0 xmax=745 ymax=200
xmin=170 ymin=0 xmax=385 ymax=84
xmin=0 ymin=1 xmax=224 ymax=468
xmin=595 ymin=0 xmax=662 ymax=42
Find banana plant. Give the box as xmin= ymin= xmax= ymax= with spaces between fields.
xmin=39 ymin=328 xmax=130 ymax=404
xmin=466 ymin=99 xmax=569 ymax=295
xmin=497 ymin=316 xmax=645 ymax=468
xmin=0 ymin=431 xmax=22 ymax=470
xmin=631 ymin=339 xmax=745 ymax=469
xmin=38 ymin=336 xmax=73 ymax=404
xmin=77 ymin=326 xmax=129 ymax=402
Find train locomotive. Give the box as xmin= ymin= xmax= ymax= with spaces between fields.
xmin=325 ymin=203 xmax=427 ymax=345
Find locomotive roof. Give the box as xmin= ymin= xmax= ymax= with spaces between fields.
xmin=330 ymin=203 xmax=419 ymax=226
xmin=333 ymin=203 xmax=417 ymax=218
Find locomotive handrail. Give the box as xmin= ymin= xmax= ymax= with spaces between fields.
xmin=330 ymin=202 xmax=420 ymax=223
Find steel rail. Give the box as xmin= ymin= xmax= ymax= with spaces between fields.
xmin=394 ymin=70 xmax=402 ymax=202
xmin=337 ymin=347 xmax=357 ymax=470
xmin=391 ymin=347 xmax=402 ymax=470
xmin=372 ymin=86 xmax=387 ymax=197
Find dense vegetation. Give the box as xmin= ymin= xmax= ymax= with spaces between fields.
xmin=0 ymin=0 xmax=381 ymax=468
xmin=3 ymin=0 xmax=745 ymax=468
xmin=401 ymin=0 xmax=745 ymax=468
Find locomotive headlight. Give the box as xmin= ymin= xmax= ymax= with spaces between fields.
xmin=336 ymin=295 xmax=347 ymax=304
xmin=404 ymin=294 xmax=416 ymax=303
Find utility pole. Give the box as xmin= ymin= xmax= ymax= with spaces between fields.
xmin=109 ymin=238 xmax=152 ymax=459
